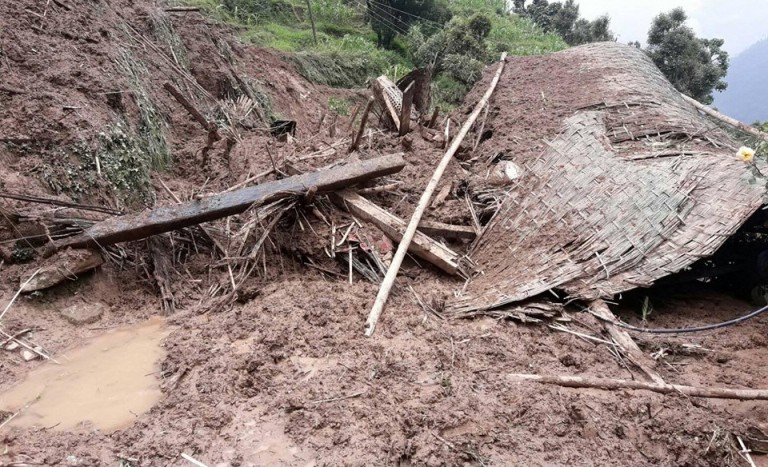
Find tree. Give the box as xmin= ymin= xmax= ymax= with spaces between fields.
xmin=367 ymin=0 xmax=451 ymax=48
xmin=513 ymin=0 xmax=614 ymax=46
xmin=646 ymin=8 xmax=728 ymax=104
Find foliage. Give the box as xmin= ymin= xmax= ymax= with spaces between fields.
xmin=512 ymin=0 xmax=614 ymax=45
xmin=328 ymin=96 xmax=350 ymax=115
xmin=645 ymin=8 xmax=728 ymax=105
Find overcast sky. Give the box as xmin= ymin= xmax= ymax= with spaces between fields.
xmin=574 ymin=0 xmax=768 ymax=56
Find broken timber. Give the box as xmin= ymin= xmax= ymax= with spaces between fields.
xmin=48 ymin=154 xmax=406 ymax=253
xmin=681 ymin=93 xmax=768 ymax=144
xmin=330 ymin=190 xmax=462 ymax=275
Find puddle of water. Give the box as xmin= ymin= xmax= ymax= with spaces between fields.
xmin=0 ymin=316 xmax=170 ymax=432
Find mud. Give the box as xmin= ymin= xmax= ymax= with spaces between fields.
xmin=0 ymin=0 xmax=767 ymax=465
xmin=1 ymin=316 xmax=169 ymax=432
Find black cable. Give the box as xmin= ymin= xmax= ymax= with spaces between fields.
xmin=588 ymin=303 xmax=768 ymax=334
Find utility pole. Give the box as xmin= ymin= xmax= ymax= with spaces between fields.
xmin=305 ymin=0 xmax=318 ymax=45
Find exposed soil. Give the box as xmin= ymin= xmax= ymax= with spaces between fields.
xmin=0 ymin=1 xmax=767 ymax=466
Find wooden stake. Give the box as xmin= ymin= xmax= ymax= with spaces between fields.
xmin=364 ymin=52 xmax=507 ymax=337
xmin=399 ymin=82 xmax=414 ymax=136
xmin=508 ymin=373 xmax=768 ymax=400
xmin=350 ymin=97 xmax=375 ymax=153
xmin=680 ymin=93 xmax=768 ymax=144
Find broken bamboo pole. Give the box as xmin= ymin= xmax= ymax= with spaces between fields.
xmin=47 ymin=154 xmax=406 ymax=253
xmin=364 ymin=52 xmax=507 ymax=337
xmin=350 ymin=97 xmax=374 ymax=152
xmin=681 ymin=93 xmax=768 ymax=144
xmin=508 ymin=373 xmax=768 ymax=401
xmin=399 ymin=82 xmax=414 ymax=136
xmin=589 ymin=299 xmax=665 ymax=384
xmin=163 ymin=82 xmax=217 ymax=138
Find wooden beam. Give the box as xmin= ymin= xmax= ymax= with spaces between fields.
xmin=330 ymin=190 xmax=460 ymax=275
xmin=371 ymin=76 xmax=400 ymax=129
xmin=48 ymin=154 xmax=406 ymax=253
xmin=508 ymin=373 xmax=768 ymax=401
xmin=350 ymin=97 xmax=374 ymax=153
xmin=681 ymin=93 xmax=768 ymax=144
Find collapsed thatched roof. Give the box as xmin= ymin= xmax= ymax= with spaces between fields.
xmin=448 ymin=42 xmax=765 ymax=314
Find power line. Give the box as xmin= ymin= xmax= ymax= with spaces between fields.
xmin=356 ymin=0 xmax=410 ymax=36
xmin=368 ymin=0 xmax=444 ymax=28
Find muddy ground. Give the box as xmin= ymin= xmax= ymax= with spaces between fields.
xmin=0 ymin=0 xmax=767 ymax=466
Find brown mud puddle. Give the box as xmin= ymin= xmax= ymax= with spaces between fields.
xmin=0 ymin=316 xmax=170 ymax=432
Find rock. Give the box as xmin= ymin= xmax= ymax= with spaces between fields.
xmin=60 ymin=302 xmax=107 ymax=325
xmin=5 ymin=341 xmax=19 ymax=351
xmin=21 ymin=349 xmax=37 ymax=361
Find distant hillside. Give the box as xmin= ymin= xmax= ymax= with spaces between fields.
xmin=713 ymin=38 xmax=768 ymax=123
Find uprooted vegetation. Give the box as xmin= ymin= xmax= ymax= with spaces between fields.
xmin=2 ymin=0 xmax=768 ymax=466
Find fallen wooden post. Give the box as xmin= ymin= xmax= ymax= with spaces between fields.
xmin=399 ymin=82 xmax=414 ymax=136
xmin=21 ymin=249 xmax=104 ymax=292
xmin=163 ymin=82 xmax=219 ymax=139
xmin=330 ymin=190 xmax=461 ymax=275
xmin=508 ymin=373 xmax=768 ymax=400
xmin=364 ymin=52 xmax=507 ymax=337
xmin=165 ymin=6 xmax=201 ymax=12
xmin=681 ymin=93 xmax=768 ymax=144
xmin=48 ymin=154 xmax=406 ymax=253
xmin=427 ymin=108 xmax=439 ymax=129
xmin=589 ymin=300 xmax=665 ymax=384
xmin=350 ymin=97 xmax=374 ymax=152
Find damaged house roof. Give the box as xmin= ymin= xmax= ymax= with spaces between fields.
xmin=448 ymin=42 xmax=766 ymax=314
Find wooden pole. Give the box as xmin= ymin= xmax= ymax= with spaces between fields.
xmin=304 ymin=0 xmax=318 ymax=45
xmin=508 ymin=373 xmax=768 ymax=401
xmin=350 ymin=97 xmax=375 ymax=152
xmin=364 ymin=52 xmax=507 ymax=337
xmin=680 ymin=93 xmax=768 ymax=144
xmin=427 ymin=108 xmax=439 ymax=129
xmin=399 ymin=82 xmax=414 ymax=136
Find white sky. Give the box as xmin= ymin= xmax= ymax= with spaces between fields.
xmin=574 ymin=0 xmax=768 ymax=56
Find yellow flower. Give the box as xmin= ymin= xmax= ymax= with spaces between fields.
xmin=738 ymin=146 xmax=755 ymax=162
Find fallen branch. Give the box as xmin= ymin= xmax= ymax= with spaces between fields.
xmin=364 ymin=52 xmax=507 ymax=337
xmin=681 ymin=93 xmax=768 ymax=144
xmin=49 ymin=154 xmax=406 ymax=253
xmin=508 ymin=373 xmax=768 ymax=400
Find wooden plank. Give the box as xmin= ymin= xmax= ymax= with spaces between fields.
xmin=371 ymin=76 xmax=400 ymax=129
xmin=330 ymin=190 xmax=460 ymax=275
xmin=49 ymin=154 xmax=406 ymax=253
xmin=418 ymin=220 xmax=476 ymax=240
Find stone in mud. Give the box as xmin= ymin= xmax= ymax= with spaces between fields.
xmin=60 ymin=302 xmax=107 ymax=325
